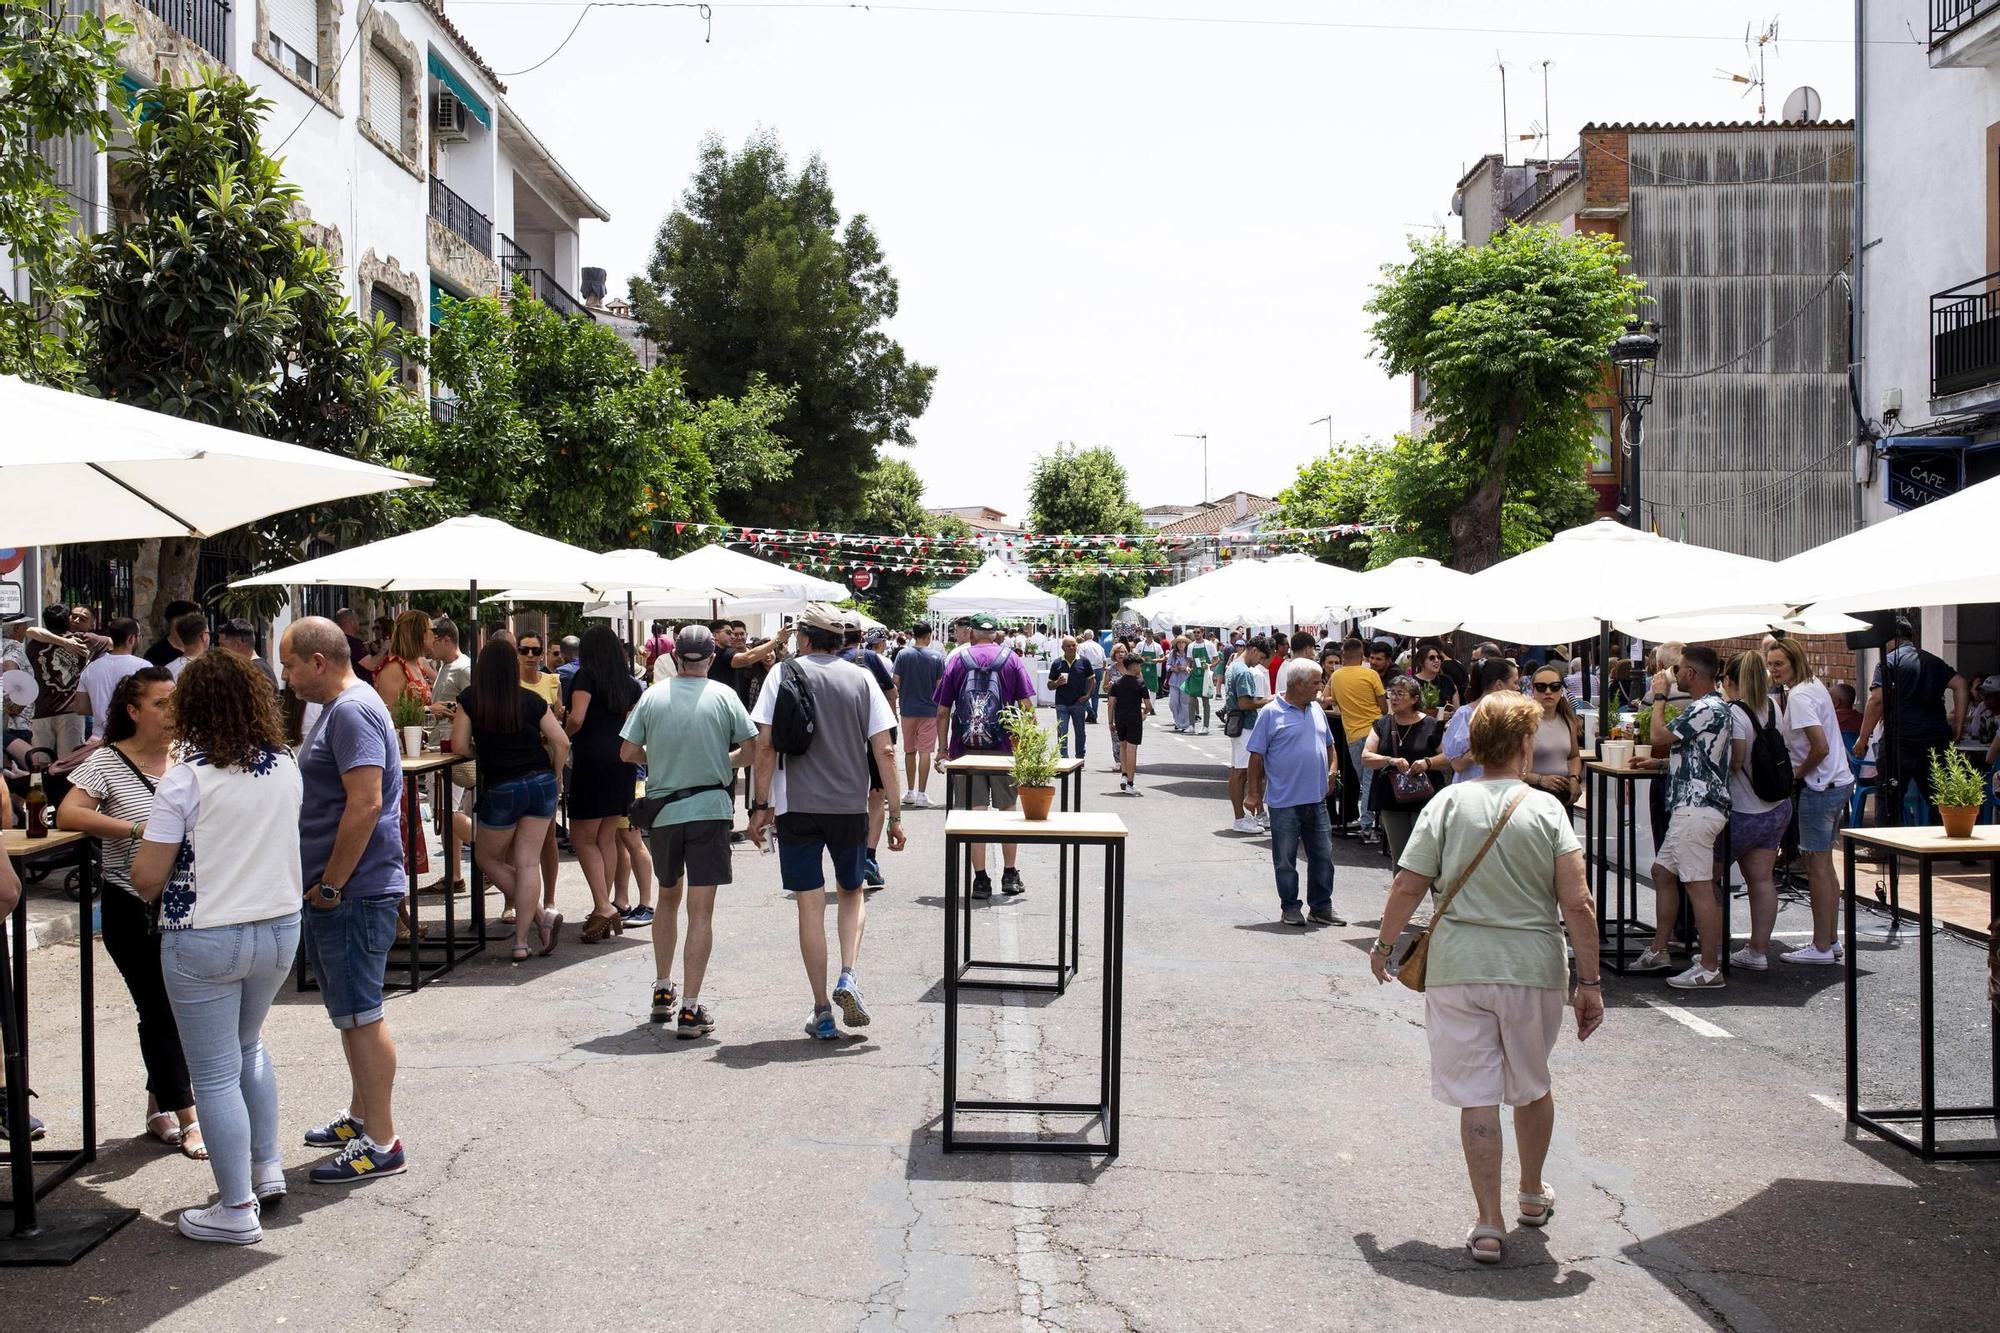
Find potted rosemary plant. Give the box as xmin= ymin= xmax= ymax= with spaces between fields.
xmin=1003 ymin=702 xmax=1059 ymax=821
xmin=1928 ymin=746 xmax=1986 ymax=839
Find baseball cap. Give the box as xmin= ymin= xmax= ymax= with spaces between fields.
xmin=796 ymin=602 xmax=849 ymax=633
xmin=675 ymin=624 xmax=715 ymax=660
xmin=864 ymin=627 xmax=888 ymax=647
xmin=969 ymin=612 xmax=1002 ymax=631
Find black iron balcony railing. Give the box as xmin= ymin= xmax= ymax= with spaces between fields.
xmin=429 ymin=175 xmax=491 ymax=254
xmin=149 ymin=0 xmax=231 ymax=61
xmin=503 ymin=259 xmax=591 ymax=320
xmin=1932 ymin=0 xmax=2000 ymax=44
xmin=1931 ymin=271 xmax=2000 ymax=397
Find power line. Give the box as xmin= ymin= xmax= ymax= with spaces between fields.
xmin=425 ymin=0 xmax=1919 ymax=47
xmin=1640 ymin=435 xmax=1851 ymax=515
xmin=1654 ymin=272 xmax=1845 ymax=380
xmin=1589 ymin=140 xmax=1853 ymax=188
xmin=487 ymin=0 xmax=710 ymax=73
xmin=269 ymin=0 xmax=380 ymax=159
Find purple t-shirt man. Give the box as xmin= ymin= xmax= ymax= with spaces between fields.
xmin=299 ymin=681 xmax=406 ymax=896
xmin=933 ymin=641 xmax=1037 ymax=759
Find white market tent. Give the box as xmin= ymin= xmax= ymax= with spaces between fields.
xmin=626 ymin=542 xmax=847 ymax=615
xmin=928 ymin=557 xmax=1067 ymax=622
xmin=1776 ymin=471 xmax=2000 ymax=614
xmin=1 ymin=374 xmax=429 ymax=545
xmin=1155 ymin=553 xmax=1368 ymax=628
xmin=233 ymin=515 xmax=608 ymax=595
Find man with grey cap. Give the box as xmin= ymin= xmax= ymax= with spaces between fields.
xmin=620 ymin=624 xmax=758 ymax=1039
xmin=749 ymin=604 xmax=905 ymax=1040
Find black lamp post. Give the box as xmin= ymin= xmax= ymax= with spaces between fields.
xmin=1612 ymin=319 xmax=1662 ymax=531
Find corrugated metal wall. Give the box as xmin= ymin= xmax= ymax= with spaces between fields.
xmin=1627 ymin=129 xmax=1856 ymax=559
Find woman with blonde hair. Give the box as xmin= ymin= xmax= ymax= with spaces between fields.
xmin=1369 ymin=690 xmax=1603 ymax=1264
xmin=1764 ymin=636 xmax=1852 ymax=964
xmin=1724 ymin=648 xmax=1790 ymax=969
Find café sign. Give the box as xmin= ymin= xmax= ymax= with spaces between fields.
xmin=1882 ymin=441 xmax=1966 ymax=513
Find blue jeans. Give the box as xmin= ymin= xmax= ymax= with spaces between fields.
xmin=161 ymin=913 xmax=301 ymax=1207
xmin=1347 ymin=739 xmax=1376 ymax=829
xmin=1268 ymin=802 xmax=1335 ymax=913
xmin=1085 ymin=690 xmax=1099 ymax=724
xmin=1055 ymin=701 xmax=1088 ymax=758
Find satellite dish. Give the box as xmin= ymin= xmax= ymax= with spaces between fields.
xmin=1449 ymin=189 xmax=1464 ymax=217
xmin=1781 ymin=86 xmax=1822 ymax=123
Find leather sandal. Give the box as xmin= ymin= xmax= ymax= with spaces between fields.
xmin=1466 ymin=1224 xmax=1505 ymax=1264
xmin=538 ymin=910 xmax=564 ymax=957
xmin=179 ymin=1120 xmax=208 ymax=1161
xmin=1518 ymin=1184 xmax=1556 ymax=1227
xmin=146 ymin=1111 xmax=182 ymax=1148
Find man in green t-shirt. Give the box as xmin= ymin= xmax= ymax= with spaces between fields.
xmin=1186 ymin=628 xmax=1217 ymax=734
xmin=620 ymin=625 xmax=758 ymax=1039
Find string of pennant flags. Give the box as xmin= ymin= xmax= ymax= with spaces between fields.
xmin=655 ymin=518 xmax=1388 ymax=551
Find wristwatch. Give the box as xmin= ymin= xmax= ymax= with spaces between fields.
xmin=1370 ymin=939 xmax=1394 ymax=956
xmin=309 ymin=881 xmax=343 ymax=906
xmin=750 ymin=802 xmax=773 ymax=813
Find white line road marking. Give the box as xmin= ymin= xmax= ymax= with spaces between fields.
xmin=1810 ymin=1093 xmax=1844 ymax=1115
xmin=1640 ymin=997 xmax=1734 ymax=1038
xmin=995 ymin=901 xmax=1061 ymax=1329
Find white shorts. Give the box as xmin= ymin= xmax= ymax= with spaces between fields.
xmin=1653 ymin=804 xmax=1726 ymax=884
xmin=1425 ymin=983 xmax=1565 ymax=1108
xmin=1232 ymin=730 xmax=1254 ymax=770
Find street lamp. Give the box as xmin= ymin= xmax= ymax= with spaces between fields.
xmin=1611 ymin=319 xmax=1662 ymax=531
xmin=1174 ymin=432 xmax=1209 ymax=504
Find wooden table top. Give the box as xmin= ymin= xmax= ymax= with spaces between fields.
xmin=1586 ymin=761 xmax=1664 ymax=779
xmin=944 ymin=811 xmax=1127 ymax=841
xmin=942 ymin=754 xmax=1085 ymax=777
xmin=1840 ymin=824 xmax=2000 ymax=857
xmin=402 ymin=750 xmax=472 ymax=775
xmin=3 ymin=828 xmax=86 ymax=858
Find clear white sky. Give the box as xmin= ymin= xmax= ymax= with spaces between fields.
xmin=444 ymin=0 xmax=1861 ymax=523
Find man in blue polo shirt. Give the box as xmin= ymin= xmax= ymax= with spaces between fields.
xmin=1245 ymin=656 xmax=1342 ymax=928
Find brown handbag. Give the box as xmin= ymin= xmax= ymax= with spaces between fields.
xmin=1396 ymin=786 xmax=1530 ymax=993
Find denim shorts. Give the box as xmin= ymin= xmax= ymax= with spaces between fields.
xmin=477 ymin=769 xmax=559 ymax=830
xmin=1796 ymin=783 xmax=1853 ymax=854
xmin=303 ymin=893 xmax=400 ymax=1029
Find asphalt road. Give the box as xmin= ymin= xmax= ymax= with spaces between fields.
xmin=4 ymin=720 xmax=1997 ymax=1331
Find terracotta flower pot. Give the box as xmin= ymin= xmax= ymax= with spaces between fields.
xmin=1018 ymin=785 xmax=1056 ymax=821
xmin=1939 ymin=804 xmax=1980 ymax=839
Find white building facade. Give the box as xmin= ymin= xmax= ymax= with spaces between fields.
xmin=1858 ymin=0 xmax=2000 ymax=673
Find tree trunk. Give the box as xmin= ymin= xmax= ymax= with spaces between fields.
xmin=1447 ymin=405 xmax=1525 ymax=574
xmin=156 ymin=537 xmax=202 ymax=623
xmin=131 ymin=539 xmax=162 ymax=634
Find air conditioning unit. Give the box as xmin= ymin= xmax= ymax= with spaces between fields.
xmin=432 ymin=89 xmax=468 ymax=141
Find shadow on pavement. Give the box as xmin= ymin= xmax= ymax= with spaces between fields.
xmin=705 ymin=1035 xmax=880 ymax=1068
xmin=902 ymin=1115 xmax=1113 ymax=1184
xmin=913 ymin=978 xmax=1064 ymax=1008
xmin=1354 ymin=1228 xmax=1594 ymax=1296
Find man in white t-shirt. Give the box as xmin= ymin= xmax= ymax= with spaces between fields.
xmin=1224 ymin=638 xmax=1275 ymax=833
xmin=79 ymin=617 xmax=148 ymax=733
xmin=1076 ymin=629 xmax=1106 ymax=723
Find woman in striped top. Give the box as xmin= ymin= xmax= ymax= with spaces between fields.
xmin=60 ymin=667 xmax=202 ymax=1158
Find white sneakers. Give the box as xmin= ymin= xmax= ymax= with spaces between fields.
xmin=1666 ymin=963 xmax=1726 ymax=990
xmin=901 ymin=791 xmax=932 ymax=809
xmin=178 ymin=1200 xmax=262 ymax=1245
xmin=1779 ymin=942 xmax=1843 ymax=965
xmin=1230 ymin=816 xmax=1262 ymax=834
xmin=1629 ymin=948 xmax=1676 ymax=973
xmin=1728 ymin=946 xmax=1769 ymax=971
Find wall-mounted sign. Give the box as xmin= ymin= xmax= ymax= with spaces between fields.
xmin=1883 ymin=447 xmax=1964 ymax=512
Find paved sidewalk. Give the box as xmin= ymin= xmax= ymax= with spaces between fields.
xmin=5 ymin=725 xmax=1996 ymax=1330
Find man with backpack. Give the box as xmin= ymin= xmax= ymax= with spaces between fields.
xmin=932 ymin=612 xmax=1039 ymax=899
xmin=748 ymin=604 xmax=905 ymax=1040
xmin=1636 ymin=645 xmax=1732 ymax=990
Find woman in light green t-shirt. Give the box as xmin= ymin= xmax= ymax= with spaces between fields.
xmin=1366 ymin=691 xmax=1604 ymax=1267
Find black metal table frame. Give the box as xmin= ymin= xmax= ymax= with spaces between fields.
xmin=1587 ymin=766 xmax=1733 ymax=978
xmin=945 ymin=762 xmax=1085 ymax=994
xmin=943 ymin=761 xmax=1084 ymax=816
xmin=3 ymin=838 xmax=139 ymax=1263
xmin=1842 ymin=834 xmax=2000 ymax=1161
xmin=299 ymin=757 xmax=485 ymax=995
xmin=943 ymin=826 xmax=1124 ymax=1156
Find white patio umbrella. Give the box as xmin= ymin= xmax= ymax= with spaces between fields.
xmin=1162 ymin=553 xmax=1368 ymax=627
xmin=1776 ymin=471 xmax=2000 ymax=614
xmin=0 ymin=375 xmax=429 ymax=545
xmin=1622 ymin=608 xmax=1870 ymax=643
xmin=1343 ymin=557 xmax=1474 ymax=611
xmin=647 ymin=542 xmax=847 ymax=604
xmin=232 ymin=515 xmax=609 ymax=598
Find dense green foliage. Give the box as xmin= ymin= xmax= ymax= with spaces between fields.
xmin=1027 ymin=444 xmax=1151 ymax=624
xmin=1366 ymin=225 xmax=1639 ymax=571
xmin=848 ymin=456 xmax=968 ymax=629
xmin=0 ymin=0 xmax=127 ymax=382
xmin=630 ymin=130 xmax=935 ymax=526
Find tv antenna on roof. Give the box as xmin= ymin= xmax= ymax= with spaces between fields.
xmin=1716 ymin=18 xmax=1780 ymax=121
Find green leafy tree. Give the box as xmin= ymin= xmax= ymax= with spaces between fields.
xmin=425 ymin=281 xmax=794 ymax=551
xmin=0 ymin=0 xmax=128 ymax=382
xmin=75 ymin=73 xmax=409 ymax=623
xmin=1366 ymin=225 xmax=1640 ymax=572
xmin=849 ymin=456 xmax=969 ymax=628
xmin=630 ymin=129 xmax=935 ymax=526
xmin=1273 ymin=445 xmax=1393 ymax=570
xmin=1027 ymin=444 xmax=1151 ymax=623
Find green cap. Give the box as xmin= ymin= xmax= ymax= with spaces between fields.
xmin=969 ymin=612 xmax=1002 ymax=631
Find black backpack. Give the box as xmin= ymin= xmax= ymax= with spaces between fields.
xmin=1733 ymin=700 xmax=1793 ymax=802
xmin=769 ymin=658 xmax=818 ymax=757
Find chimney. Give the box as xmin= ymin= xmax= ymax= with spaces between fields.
xmin=580 ymin=266 xmax=607 ymax=308
xmin=1233 ymin=492 xmax=1248 ymax=519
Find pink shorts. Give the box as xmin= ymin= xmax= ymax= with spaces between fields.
xmin=901 ymin=716 xmax=939 ymax=753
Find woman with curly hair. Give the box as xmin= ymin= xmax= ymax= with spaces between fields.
xmin=131 ymin=651 xmax=303 ymax=1246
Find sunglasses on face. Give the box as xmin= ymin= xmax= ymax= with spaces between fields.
xmin=519 ymin=646 xmax=542 ymax=657
xmin=1533 ymin=681 xmax=1564 ymax=693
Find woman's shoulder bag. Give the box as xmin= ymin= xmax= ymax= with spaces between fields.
xmin=1396 ymin=785 xmax=1530 ymax=993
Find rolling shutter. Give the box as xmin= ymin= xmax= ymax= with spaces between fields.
xmin=364 ymin=43 xmax=403 ymax=145
xmin=267 ymin=0 xmax=317 ymax=61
